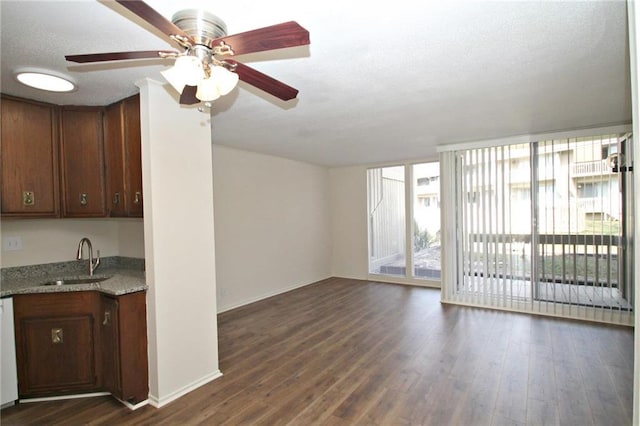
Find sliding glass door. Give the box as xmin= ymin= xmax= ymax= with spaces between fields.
xmin=455 ymin=144 xmax=533 ymax=304
xmin=442 ymin=132 xmax=634 ymax=323
xmin=533 ymin=136 xmax=631 ymax=311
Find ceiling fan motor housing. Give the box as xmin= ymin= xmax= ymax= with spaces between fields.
xmin=171 ymin=9 xmax=228 ymax=48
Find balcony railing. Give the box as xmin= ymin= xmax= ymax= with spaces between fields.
xmin=465 ymin=233 xmax=621 ymax=287
xmin=572 ymin=160 xmax=612 ymax=177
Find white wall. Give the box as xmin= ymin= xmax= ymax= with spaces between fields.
xmin=117 ymin=219 xmax=145 ymax=258
xmin=328 ymin=166 xmax=368 ymax=280
xmin=138 ymin=79 xmax=220 ymax=407
xmin=212 ymin=145 xmax=332 ymax=312
xmin=0 ymin=219 xmax=144 ymax=267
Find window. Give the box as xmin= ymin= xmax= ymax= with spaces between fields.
xmin=367 ymin=166 xmax=406 ymax=276
xmin=412 ymin=162 xmax=441 ymax=280
xmin=367 ymin=162 xmax=441 ymax=281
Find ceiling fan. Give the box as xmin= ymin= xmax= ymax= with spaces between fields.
xmin=65 ymin=0 xmax=310 ymax=106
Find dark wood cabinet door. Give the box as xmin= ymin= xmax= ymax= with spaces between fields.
xmin=103 ymin=95 xmax=143 ymax=218
xmin=60 ymin=107 xmax=106 ymax=217
xmin=123 ymin=95 xmax=143 ymax=217
xmin=103 ymin=102 xmax=127 ymax=216
xmin=1 ymin=96 xmax=59 ymax=217
xmin=100 ymin=295 xmax=121 ymax=397
xmin=14 ymin=292 xmax=101 ymax=398
xmin=20 ymin=316 xmax=97 ymax=395
xmin=117 ymin=291 xmax=148 ymax=403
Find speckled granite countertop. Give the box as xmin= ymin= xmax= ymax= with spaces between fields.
xmin=1 ymin=257 xmax=147 ymax=297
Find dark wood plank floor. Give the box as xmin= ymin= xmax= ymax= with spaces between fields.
xmin=1 ymin=277 xmax=634 ymax=425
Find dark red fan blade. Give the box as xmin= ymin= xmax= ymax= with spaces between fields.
xmin=213 ymin=21 xmax=309 ymax=56
xmin=180 ymin=85 xmax=199 ymax=105
xmin=226 ymin=59 xmax=299 ymax=101
xmin=116 ymin=0 xmax=195 ymax=45
xmin=65 ymin=50 xmax=177 ymax=63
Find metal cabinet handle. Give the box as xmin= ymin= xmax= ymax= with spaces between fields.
xmin=23 ymin=191 xmax=35 ymax=206
xmin=134 ymin=191 xmax=141 ymax=205
xmin=80 ymin=193 xmax=88 ymax=206
xmin=113 ymin=192 xmax=120 ymax=205
xmin=51 ymin=328 xmax=63 ymax=344
xmin=103 ymin=310 xmax=111 ymax=326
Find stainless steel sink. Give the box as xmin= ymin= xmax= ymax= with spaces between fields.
xmin=42 ymin=275 xmax=112 ymax=286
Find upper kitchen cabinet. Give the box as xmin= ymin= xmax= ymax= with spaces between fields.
xmin=1 ymin=96 xmax=60 ymax=217
xmin=60 ymin=107 xmax=107 ymax=217
xmin=104 ymin=95 xmax=143 ymax=217
xmin=123 ymin=96 xmax=143 ymax=217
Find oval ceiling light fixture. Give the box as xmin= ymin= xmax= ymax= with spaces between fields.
xmin=15 ymin=70 xmax=76 ymax=92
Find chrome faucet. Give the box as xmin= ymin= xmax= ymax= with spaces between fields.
xmin=76 ymin=237 xmax=100 ymax=276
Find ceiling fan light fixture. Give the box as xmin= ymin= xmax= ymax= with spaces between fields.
xmin=196 ymin=77 xmax=221 ymax=102
xmin=15 ymin=70 xmax=75 ymax=92
xmin=174 ymin=55 xmax=205 ymax=86
xmin=160 ymin=65 xmax=187 ymax=94
xmin=161 ymin=55 xmax=205 ymax=94
xmin=211 ymin=65 xmax=239 ymax=96
xmin=195 ymin=66 xmax=239 ymax=102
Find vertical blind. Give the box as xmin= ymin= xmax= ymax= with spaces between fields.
xmin=440 ymin=134 xmax=634 ymax=325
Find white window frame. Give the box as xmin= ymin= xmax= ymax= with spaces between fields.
xmin=367 ymin=160 xmax=441 ymax=288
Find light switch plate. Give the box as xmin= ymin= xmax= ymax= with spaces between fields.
xmin=3 ymin=236 xmax=23 ymax=251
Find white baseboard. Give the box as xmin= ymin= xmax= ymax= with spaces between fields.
xmin=147 ymin=370 xmax=223 ymax=408
xmin=114 ymin=397 xmax=149 ymax=410
xmin=19 ymin=392 xmax=110 ymax=403
xmin=19 ymin=392 xmax=148 ymax=410
xmin=1 ymin=401 xmax=17 ymax=410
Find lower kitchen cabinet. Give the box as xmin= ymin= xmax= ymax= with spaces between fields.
xmin=101 ymin=291 xmax=148 ymax=403
xmin=13 ymin=290 xmax=148 ymax=403
xmin=13 ymin=292 xmax=100 ymax=397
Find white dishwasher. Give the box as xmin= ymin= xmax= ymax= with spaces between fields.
xmin=1 ymin=297 xmax=18 ymax=407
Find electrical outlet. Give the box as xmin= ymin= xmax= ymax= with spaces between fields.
xmin=3 ymin=236 xmax=23 ymax=251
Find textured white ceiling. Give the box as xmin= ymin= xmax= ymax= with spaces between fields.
xmin=0 ymin=0 xmax=631 ymax=166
